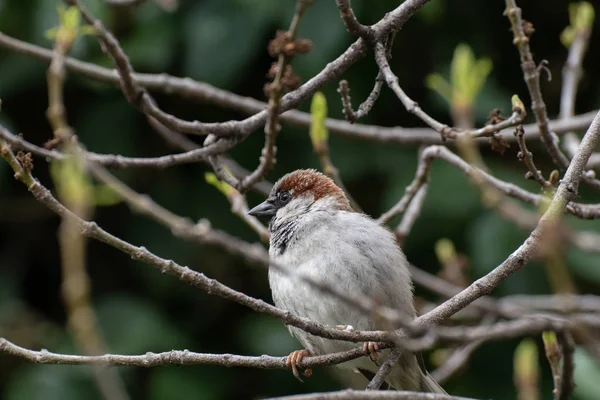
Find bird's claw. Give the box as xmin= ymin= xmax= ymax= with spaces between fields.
xmin=286 ymin=349 xmax=312 ymax=382
xmin=362 ymin=341 xmax=380 ymax=363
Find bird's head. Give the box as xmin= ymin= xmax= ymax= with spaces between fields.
xmin=248 ymin=169 xmax=352 ymax=224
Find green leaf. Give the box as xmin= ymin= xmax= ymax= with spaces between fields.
xmin=205 ymin=172 xmax=235 ymax=198
xmin=93 ymin=185 xmax=121 ymax=207
xmin=451 ymin=43 xmax=475 ymax=102
xmin=427 ymin=43 xmax=492 ymax=110
xmin=435 ymin=238 xmax=457 ymax=266
xmin=50 ymin=157 xmax=94 ymax=208
xmin=309 ymin=92 xmax=328 ymax=149
xmin=562 ymin=2 xmax=595 ymax=47
xmin=425 ymin=73 xmax=453 ymax=103
xmin=61 ymin=6 xmax=81 ymax=32
xmin=511 ymin=94 xmax=526 ymax=114
xmin=44 ymin=27 xmax=58 ymax=40
xmin=513 ymin=338 xmax=539 ymax=385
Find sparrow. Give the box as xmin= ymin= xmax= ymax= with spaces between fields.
xmin=248 ymin=169 xmax=445 ymax=392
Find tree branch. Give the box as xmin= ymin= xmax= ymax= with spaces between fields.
xmin=417 ymin=110 xmax=600 ymax=326
xmin=1 ymin=31 xmax=598 ymax=146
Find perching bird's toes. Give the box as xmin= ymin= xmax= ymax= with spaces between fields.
xmin=362 ymin=341 xmax=380 ymax=362
xmin=286 ymin=349 xmax=313 ymax=382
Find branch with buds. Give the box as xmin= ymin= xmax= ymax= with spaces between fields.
xmin=2 ymin=0 xmax=600 ymax=399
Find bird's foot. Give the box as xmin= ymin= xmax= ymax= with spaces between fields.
xmin=286 ymin=349 xmax=313 ymax=382
xmin=362 ymin=341 xmax=380 ymax=363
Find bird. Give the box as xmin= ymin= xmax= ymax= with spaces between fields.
xmin=248 ymin=169 xmax=446 ymax=392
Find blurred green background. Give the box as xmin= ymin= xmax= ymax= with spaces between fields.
xmin=1 ymin=0 xmax=600 ymax=399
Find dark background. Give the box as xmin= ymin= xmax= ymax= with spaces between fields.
xmin=1 ymin=0 xmax=600 ymax=399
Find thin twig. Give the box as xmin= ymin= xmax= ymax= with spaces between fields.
xmin=238 ymin=0 xmax=314 ymax=192
xmin=56 ymin=0 xmax=432 ymax=139
xmin=0 ymin=124 xmax=235 ymax=169
xmin=4 ymin=121 xmax=599 ymax=224
xmin=417 ymin=110 xmax=600 ymax=326
xmin=504 ymin=0 xmax=570 ymax=169
xmin=267 ymin=389 xmax=481 ymax=400
xmin=561 ymin=34 xmax=588 ymax=158
xmin=312 ymin=136 xmax=362 ymax=212
xmin=365 ymin=347 xmax=402 ymax=390
xmin=504 ymin=0 xmax=600 ymax=191
xmin=430 ymin=340 xmax=484 ymax=385
xmin=84 ymin=160 xmax=412 ymax=330
xmin=2 ymin=32 xmax=599 ymax=146
xmin=45 ymin=15 xmax=129 ymax=400
xmin=514 ymin=125 xmax=552 ymax=189
xmin=335 ymin=0 xmax=372 ymax=38
xmin=146 ymin=117 xmax=273 ymax=196
xmin=0 ymin=337 xmax=376 ymax=370
xmin=338 ymin=78 xmax=384 ymax=123
xmin=0 ymin=138 xmax=389 ymax=345
xmin=556 ymin=330 xmax=575 ymax=400
xmin=395 ymin=184 xmax=428 ymax=246
xmin=559 ymin=16 xmax=600 ymax=172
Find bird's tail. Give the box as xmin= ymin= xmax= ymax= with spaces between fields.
xmin=420 ymin=371 xmax=447 ymax=394
xmin=416 ymin=351 xmax=447 ymax=394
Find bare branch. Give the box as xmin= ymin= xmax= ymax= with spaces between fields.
xmin=0 ymin=337 xmax=374 ymax=370
xmin=335 ymin=0 xmax=372 ymax=38
xmin=556 ymin=330 xmax=575 ymax=400
xmin=267 ymin=389 xmax=479 ymax=400
xmin=560 ymin=11 xmax=591 ymax=160
xmin=0 ymin=124 xmax=234 ymax=168
xmin=395 ymin=184 xmax=428 ymax=245
xmin=338 ymin=78 xmax=384 ymax=123
xmin=417 ymin=110 xmax=600 ymax=326
xmin=84 ymin=160 xmax=413 ymax=330
xmin=504 ymin=0 xmax=600 ymax=192
xmin=514 ymin=125 xmax=552 ymax=189
xmin=430 ymin=340 xmax=484 ymax=385
xmin=1 ymin=32 xmax=598 ymax=146
xmin=365 ymin=348 xmax=402 ymax=390
xmin=0 ymin=139 xmax=390 ymax=345
xmin=504 ymin=0 xmax=570 ymax=169
xmin=238 ymin=0 xmax=313 ymax=192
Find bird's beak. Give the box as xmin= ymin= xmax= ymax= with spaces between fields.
xmin=248 ymin=200 xmax=277 ymax=219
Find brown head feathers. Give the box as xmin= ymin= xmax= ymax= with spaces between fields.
xmin=274 ymin=169 xmax=352 ymax=211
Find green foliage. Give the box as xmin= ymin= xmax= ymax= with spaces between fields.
xmin=205 ymin=172 xmax=235 ymax=198
xmin=309 ymin=92 xmax=328 ymax=150
xmin=513 ymin=339 xmax=539 ymax=398
xmin=50 ymin=157 xmax=94 ymax=207
xmin=511 ymin=94 xmax=526 ymax=115
xmin=50 ymin=158 xmax=120 ymax=207
xmin=2 ymin=1 xmax=600 ymax=399
xmin=561 ymin=2 xmax=595 ymax=47
xmin=426 ymin=43 xmax=492 ymax=111
xmin=45 ymin=4 xmax=95 ymax=45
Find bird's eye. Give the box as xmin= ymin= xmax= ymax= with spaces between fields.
xmin=278 ymin=191 xmax=291 ymax=203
